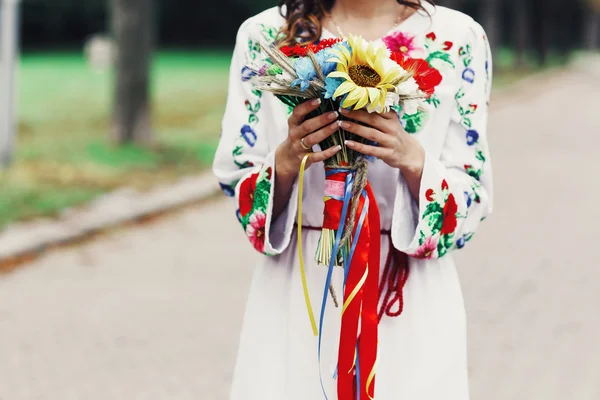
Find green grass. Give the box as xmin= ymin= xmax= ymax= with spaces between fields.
xmin=1 ymin=50 xmax=232 ymax=227
xmin=0 ymin=47 xmax=546 ymax=228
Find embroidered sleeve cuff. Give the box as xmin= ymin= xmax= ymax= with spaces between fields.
xmin=263 ymin=151 xmax=299 ymax=256
xmin=391 ymin=151 xmax=458 ymax=259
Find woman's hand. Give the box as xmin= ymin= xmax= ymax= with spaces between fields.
xmin=272 ymin=99 xmax=341 ymax=221
xmin=275 ymin=99 xmax=342 ymax=179
xmin=339 ymin=108 xmax=425 ymax=175
xmin=339 ymin=108 xmax=425 ymax=201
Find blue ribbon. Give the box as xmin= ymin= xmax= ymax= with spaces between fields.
xmin=318 ymin=171 xmax=355 ymax=399
xmin=344 ymin=191 xmax=369 ymax=285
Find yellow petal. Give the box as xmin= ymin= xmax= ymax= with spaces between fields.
xmin=367 ymin=87 xmax=381 ymax=103
xmin=328 ymin=71 xmax=351 ymax=80
xmin=354 ymin=88 xmax=371 ymax=110
xmin=334 ymin=81 xmax=358 ymax=98
xmin=345 ymin=87 xmax=365 ymax=105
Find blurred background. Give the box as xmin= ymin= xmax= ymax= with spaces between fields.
xmin=1 ymin=0 xmax=599 ymax=227
xmin=0 ymin=0 xmax=599 ymax=399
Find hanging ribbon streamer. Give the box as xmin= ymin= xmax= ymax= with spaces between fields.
xmin=297 ymin=162 xmax=385 ymax=400
xmin=297 ymin=153 xmax=318 ymax=337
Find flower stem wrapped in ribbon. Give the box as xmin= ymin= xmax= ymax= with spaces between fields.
xmin=246 ymin=34 xmax=441 ymax=400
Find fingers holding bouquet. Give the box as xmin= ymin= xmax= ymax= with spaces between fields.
xmin=279 ymin=99 xmax=342 ymax=176
xmin=340 ymin=108 xmax=425 ymax=172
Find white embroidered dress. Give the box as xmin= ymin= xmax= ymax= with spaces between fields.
xmin=213 ymin=4 xmax=493 ymax=400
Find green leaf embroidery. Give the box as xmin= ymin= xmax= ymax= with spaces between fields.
xmin=403 ymin=110 xmax=427 ymax=134
xmin=475 ymin=149 xmax=486 ymax=162
xmin=253 ymin=179 xmax=271 ymax=212
xmin=425 ymin=94 xmax=441 ymax=108
xmin=426 ymin=51 xmax=456 ymax=68
xmin=261 ymin=24 xmax=279 ymax=41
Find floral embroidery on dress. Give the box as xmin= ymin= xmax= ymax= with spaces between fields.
xmin=238 ymin=166 xmax=273 ymax=254
xmin=393 ymin=31 xmax=455 ymax=134
xmin=424 ymin=32 xmax=455 ymax=70
xmin=455 ymin=33 xmax=490 ymax=182
xmin=415 ymin=179 xmax=463 ymax=258
xmin=228 ymin=24 xmax=279 ymax=181
xmin=382 ymin=31 xmax=421 ymax=57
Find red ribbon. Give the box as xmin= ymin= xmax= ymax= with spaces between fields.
xmin=337 ymin=181 xmax=381 ymax=400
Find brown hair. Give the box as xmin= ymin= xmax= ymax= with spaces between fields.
xmin=277 ymin=0 xmax=435 ymax=47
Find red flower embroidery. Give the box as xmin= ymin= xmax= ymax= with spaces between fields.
xmin=442 ymin=41 xmax=453 ymax=50
xmin=383 ymin=31 xmax=417 ymax=56
xmin=246 ymin=211 xmax=267 ymax=253
xmin=464 ymin=164 xmax=472 ymax=170
xmin=239 ymin=172 xmax=259 ymax=217
xmin=441 ymin=193 xmax=458 ymax=235
xmin=425 ymin=189 xmax=435 ymax=202
xmin=426 ymin=32 xmax=437 ymax=41
xmin=414 ymin=236 xmax=437 ymax=259
xmin=265 ymin=166 xmax=273 ymax=180
xmin=441 ymin=180 xmax=449 ymax=190
xmin=390 ymin=52 xmax=442 ymax=97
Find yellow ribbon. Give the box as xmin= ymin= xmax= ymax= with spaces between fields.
xmin=298 ymin=153 xmax=318 ymax=337
xmin=366 ymin=351 xmax=379 ymax=400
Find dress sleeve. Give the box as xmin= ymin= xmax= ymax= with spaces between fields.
xmin=212 ymin=21 xmax=299 ymax=256
xmin=391 ymin=21 xmax=493 ymax=259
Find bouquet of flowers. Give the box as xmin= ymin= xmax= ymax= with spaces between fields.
xmin=244 ymin=34 xmax=441 ymax=400
xmin=247 ymin=34 xmax=440 ymax=269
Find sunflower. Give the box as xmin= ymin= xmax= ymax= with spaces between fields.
xmin=327 ymin=35 xmax=404 ymax=113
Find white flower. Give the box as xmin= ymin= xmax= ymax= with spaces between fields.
xmin=370 ymin=91 xmax=400 ymax=113
xmin=395 ymin=76 xmax=420 ymax=96
xmin=402 ymin=99 xmax=420 ymax=116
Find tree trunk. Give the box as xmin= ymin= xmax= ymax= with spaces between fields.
xmin=585 ymin=9 xmax=600 ymax=50
xmin=111 ymin=0 xmax=155 ymax=145
xmin=514 ymin=0 xmax=529 ymax=69
xmin=481 ymin=0 xmax=500 ymax=58
xmin=531 ymin=0 xmax=551 ymax=66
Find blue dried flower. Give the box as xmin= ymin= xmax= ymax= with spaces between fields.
xmin=324 ymin=77 xmax=343 ymax=100
xmin=291 ymin=57 xmax=316 ymax=91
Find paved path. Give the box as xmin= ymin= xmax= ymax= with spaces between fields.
xmin=1 ymin=69 xmax=599 ymax=400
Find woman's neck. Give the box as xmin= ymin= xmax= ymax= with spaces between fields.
xmin=327 ymin=0 xmax=413 ymax=41
xmin=333 ymin=0 xmax=402 ymax=19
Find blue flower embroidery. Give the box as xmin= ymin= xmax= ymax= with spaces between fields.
xmin=462 ymin=67 xmax=475 ymax=84
xmin=464 ymin=191 xmax=472 ymax=208
xmin=220 ymin=182 xmax=235 ymax=197
xmin=241 ymin=66 xmax=256 ymax=82
xmin=456 ymin=236 xmax=466 ymax=249
xmin=241 ymin=125 xmax=257 ymax=147
xmin=466 ymin=129 xmax=479 ymax=146
xmin=236 ymin=209 xmax=242 ymax=223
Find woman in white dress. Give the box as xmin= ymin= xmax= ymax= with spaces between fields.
xmin=212 ymin=1 xmax=493 ymax=399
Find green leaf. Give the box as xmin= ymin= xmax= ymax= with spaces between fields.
xmin=248 ymin=114 xmax=258 ymax=124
